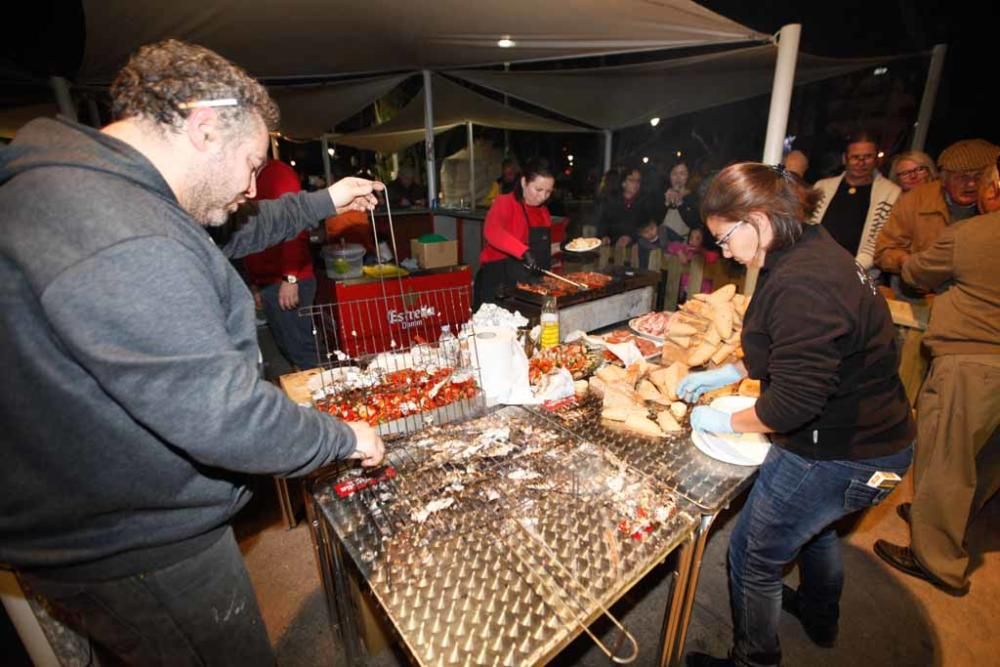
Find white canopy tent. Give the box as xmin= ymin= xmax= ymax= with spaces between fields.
xmin=76 ymin=0 xmax=766 ymax=82
xmin=447 ymin=45 xmax=905 ymax=132
xmin=269 ymin=74 xmax=410 ymax=139
xmin=332 ymin=74 xmax=590 ymax=154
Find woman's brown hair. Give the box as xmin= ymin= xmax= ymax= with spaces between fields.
xmin=700 ymin=163 xmax=821 ymax=251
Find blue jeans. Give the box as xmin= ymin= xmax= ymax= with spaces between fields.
xmin=728 ymin=444 xmax=912 ymax=666
xmin=259 ymin=278 xmax=318 ymax=369
xmin=19 ymin=528 xmax=274 ymax=666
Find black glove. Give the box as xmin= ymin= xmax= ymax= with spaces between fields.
xmin=522 ymin=250 xmax=541 ymax=274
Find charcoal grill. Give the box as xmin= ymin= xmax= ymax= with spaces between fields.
xmin=309 ymin=406 xmax=699 ymax=666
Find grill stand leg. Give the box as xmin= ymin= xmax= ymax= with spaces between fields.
xmin=665 ymin=512 xmax=718 ymax=667
xmin=658 ymin=532 xmax=696 ymax=667
xmin=306 ymin=490 xmax=367 ymax=666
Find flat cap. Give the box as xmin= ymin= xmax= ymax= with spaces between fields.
xmin=938 ymin=139 xmax=1000 ymax=171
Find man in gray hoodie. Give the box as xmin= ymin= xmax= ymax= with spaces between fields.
xmin=0 ymin=39 xmax=384 ymax=664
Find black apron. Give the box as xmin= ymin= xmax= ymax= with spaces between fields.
xmin=473 ymin=203 xmax=551 ymax=308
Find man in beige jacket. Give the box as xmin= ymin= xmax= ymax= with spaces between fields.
xmin=875 ymin=139 xmax=999 ymax=286
xmin=874 ymin=158 xmax=1000 ymax=596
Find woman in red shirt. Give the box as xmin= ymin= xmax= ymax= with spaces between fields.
xmin=474 ymin=158 xmax=555 ymax=308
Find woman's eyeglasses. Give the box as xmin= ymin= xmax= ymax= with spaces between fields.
xmin=715 ymin=220 xmax=745 ymax=248
xmin=897 ymin=166 xmax=929 ymax=179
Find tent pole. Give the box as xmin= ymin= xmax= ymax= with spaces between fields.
xmin=503 ymin=62 xmax=510 ymax=156
xmin=603 ymin=130 xmax=613 ymax=174
xmin=910 ymin=44 xmax=947 ymax=152
xmin=467 ymin=121 xmax=475 ymax=208
xmin=422 ymin=70 xmax=437 ymax=207
xmin=270 ymin=135 xmax=281 ymax=160
xmin=321 ymin=135 xmax=333 ymax=187
xmin=747 ymin=22 xmax=801 ymax=296
xmin=50 ymin=76 xmax=77 ymax=122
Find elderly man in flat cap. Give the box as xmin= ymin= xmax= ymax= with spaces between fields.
xmin=874 ymin=156 xmax=1000 ymax=597
xmin=875 ymin=139 xmax=1000 ymax=295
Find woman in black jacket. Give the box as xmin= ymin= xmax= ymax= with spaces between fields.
xmin=594 ymin=166 xmax=652 ymax=248
xmin=681 ymin=163 xmax=915 ymax=667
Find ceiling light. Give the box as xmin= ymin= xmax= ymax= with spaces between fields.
xmin=642 ymin=157 xmax=650 ymax=164
xmin=676 ymin=151 xmax=682 ymax=158
xmin=290 ymin=160 xmax=297 ymax=167
xmin=873 ymin=67 xmax=888 ymax=76
xmin=877 ymin=151 xmax=885 ymax=159
xmin=650 ymin=117 xmax=660 ymax=127
xmin=567 ymin=154 xmax=574 ymax=162
xmin=497 ymin=36 xmax=516 ymax=48
xmin=327 ymin=148 xmax=335 ymax=156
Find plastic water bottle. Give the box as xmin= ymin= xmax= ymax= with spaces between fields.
xmin=439 ymin=325 xmax=459 ymax=367
xmin=539 ymin=296 xmax=560 ymax=350
xmin=457 ymin=329 xmax=473 ymax=369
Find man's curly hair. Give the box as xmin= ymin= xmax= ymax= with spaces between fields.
xmin=110 ymin=39 xmax=279 ymax=134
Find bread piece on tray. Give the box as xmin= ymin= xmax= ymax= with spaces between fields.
xmin=657 ymin=410 xmax=683 ymax=432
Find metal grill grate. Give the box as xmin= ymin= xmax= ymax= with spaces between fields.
xmin=313 ymin=406 xmax=698 ymax=666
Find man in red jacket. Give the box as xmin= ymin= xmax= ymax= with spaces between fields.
xmin=242 ymin=160 xmax=319 ymax=369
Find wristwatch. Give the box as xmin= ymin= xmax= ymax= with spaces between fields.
xmin=282 ymin=275 xmax=298 ymax=284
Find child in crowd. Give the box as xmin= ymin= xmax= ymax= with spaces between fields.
xmin=666 ymin=226 xmax=719 ymax=299
xmin=635 ymin=218 xmax=666 ymax=267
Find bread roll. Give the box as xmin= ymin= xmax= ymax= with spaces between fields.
xmin=657 ymin=410 xmax=683 ymax=433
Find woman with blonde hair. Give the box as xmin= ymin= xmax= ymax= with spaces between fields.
xmin=888 ymin=150 xmax=937 ymax=192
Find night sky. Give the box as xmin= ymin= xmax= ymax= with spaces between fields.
xmin=699 ymin=1 xmax=995 ymax=148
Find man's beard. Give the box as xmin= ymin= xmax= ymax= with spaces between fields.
xmin=182 ymin=165 xmax=236 ymax=227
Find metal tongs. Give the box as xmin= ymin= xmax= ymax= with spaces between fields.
xmin=539 ymin=268 xmax=589 ymax=290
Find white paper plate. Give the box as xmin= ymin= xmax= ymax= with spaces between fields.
xmin=564 ymin=237 xmax=602 ymax=253
xmin=690 ymin=396 xmax=771 ymax=466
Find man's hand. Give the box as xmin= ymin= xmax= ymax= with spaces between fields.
xmin=278 ymin=281 xmax=299 ymax=310
xmin=328 ymin=177 xmax=384 ymax=213
xmin=346 ymin=421 xmax=385 ymax=467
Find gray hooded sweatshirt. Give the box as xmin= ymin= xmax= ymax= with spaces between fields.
xmin=0 ymin=118 xmax=355 ymax=579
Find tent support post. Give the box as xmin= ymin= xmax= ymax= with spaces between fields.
xmin=503 ymin=62 xmax=510 ymax=157
xmin=603 ymin=130 xmax=613 ymax=174
xmin=466 ymin=121 xmax=475 ymax=207
xmin=321 ymin=136 xmax=332 ymax=187
xmin=910 ymin=44 xmax=946 ymax=152
xmin=270 ymin=135 xmax=281 ymax=160
xmin=747 ymin=22 xmax=801 ymax=296
xmin=50 ymin=76 xmax=77 ymax=122
xmin=422 ymin=70 xmax=437 ymax=207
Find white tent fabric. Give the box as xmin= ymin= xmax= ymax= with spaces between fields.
xmin=448 ymin=45 xmax=906 ymax=130
xmin=77 ymin=0 xmax=765 ymax=82
xmin=269 ymin=74 xmax=410 ymax=138
xmin=333 ymin=75 xmax=589 ymax=154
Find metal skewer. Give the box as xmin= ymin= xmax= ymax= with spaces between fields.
xmin=539 ymin=268 xmax=589 ymax=291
